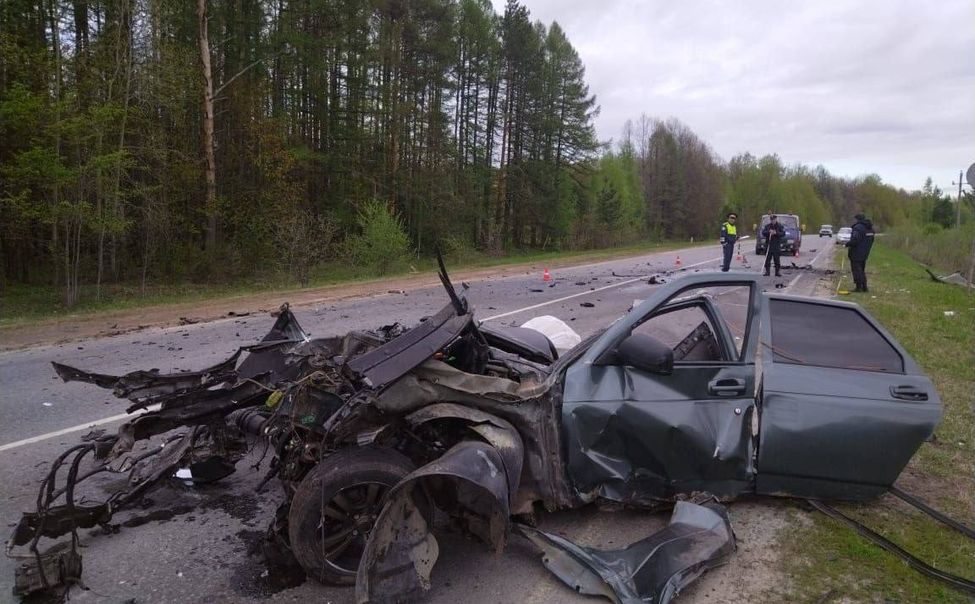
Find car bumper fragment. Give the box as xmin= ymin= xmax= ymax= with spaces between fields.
xmin=516 ymin=500 xmax=735 ymax=604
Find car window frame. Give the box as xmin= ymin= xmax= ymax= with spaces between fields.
xmin=762 ymin=295 xmax=909 ymax=375
xmin=629 ymin=297 xmax=734 ymax=364
xmin=585 ymin=276 xmax=761 ymax=369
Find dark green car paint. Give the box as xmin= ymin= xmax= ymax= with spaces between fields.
xmin=558 ymin=272 xmax=941 ymax=504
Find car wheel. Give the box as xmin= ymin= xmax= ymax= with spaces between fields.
xmin=288 ymin=447 xmax=415 ymax=585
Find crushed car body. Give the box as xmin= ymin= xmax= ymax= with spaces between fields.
xmin=7 ymin=261 xmax=943 ymax=601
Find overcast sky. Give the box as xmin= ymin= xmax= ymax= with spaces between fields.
xmin=492 ymin=0 xmax=975 ymax=193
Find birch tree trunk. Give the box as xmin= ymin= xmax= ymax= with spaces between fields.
xmin=197 ymin=0 xmax=218 ymax=252
xmin=49 ymin=0 xmax=63 ymax=289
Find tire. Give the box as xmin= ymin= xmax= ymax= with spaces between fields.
xmin=288 ymin=447 xmax=415 ymax=585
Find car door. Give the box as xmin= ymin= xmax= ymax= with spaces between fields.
xmin=561 ymin=274 xmax=761 ymax=504
xmin=755 ymin=295 xmax=942 ymax=500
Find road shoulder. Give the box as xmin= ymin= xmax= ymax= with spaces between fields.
xmin=0 ymin=244 xmax=711 ymax=351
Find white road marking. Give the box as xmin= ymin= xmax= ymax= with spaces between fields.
xmin=482 ymin=255 xmax=722 ymax=321
xmin=0 ymin=404 xmax=161 ymax=453
xmin=1 ymin=251 xmax=723 ymax=453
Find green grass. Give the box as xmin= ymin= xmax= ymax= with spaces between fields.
xmin=0 ymin=239 xmax=706 ymax=326
xmin=885 ymin=223 xmax=975 ymax=276
xmin=784 ymin=242 xmax=975 ymax=603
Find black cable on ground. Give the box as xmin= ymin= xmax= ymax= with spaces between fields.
xmin=889 ymin=486 xmax=975 ymax=541
xmin=807 ymin=499 xmax=975 ymax=596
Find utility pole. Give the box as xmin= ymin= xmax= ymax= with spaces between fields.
xmin=951 ymin=165 xmax=973 ymax=228
xmin=953 ymin=170 xmax=963 ymax=228
xmin=958 ymin=163 xmax=975 ymax=282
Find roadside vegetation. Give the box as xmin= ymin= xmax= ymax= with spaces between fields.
xmin=884 ymin=178 xmax=975 ymax=276
xmin=887 ymin=223 xmax=975 ymax=276
xmin=784 ymin=243 xmax=975 ymax=603
xmin=5 ymin=1 xmax=969 ymax=319
xmin=0 ymin=238 xmax=704 ymax=326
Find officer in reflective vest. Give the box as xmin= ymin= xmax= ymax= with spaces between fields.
xmin=720 ymin=212 xmax=738 ymax=272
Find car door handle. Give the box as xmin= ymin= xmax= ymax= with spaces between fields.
xmin=708 ymin=378 xmax=746 ymax=397
xmin=890 ymin=385 xmax=928 ymax=401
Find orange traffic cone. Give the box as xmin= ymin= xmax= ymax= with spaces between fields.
xmin=675 ymin=255 xmax=682 ymax=267
xmin=543 ymin=268 xmax=552 ymax=282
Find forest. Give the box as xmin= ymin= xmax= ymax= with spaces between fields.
xmin=1 ymin=0 xmax=969 ymax=309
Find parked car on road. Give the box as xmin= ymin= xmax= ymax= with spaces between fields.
xmin=836 ymin=226 xmax=853 ymax=244
xmin=819 ymin=224 xmax=833 ymax=237
xmin=12 ymin=267 xmax=942 ymax=603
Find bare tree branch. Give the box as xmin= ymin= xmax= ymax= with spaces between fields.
xmin=213 ymin=51 xmax=286 ymax=99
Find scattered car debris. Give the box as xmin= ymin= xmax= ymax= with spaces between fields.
xmin=11 ymin=541 xmax=82 ymax=597
xmin=786 ymin=262 xmax=814 ymax=271
xmin=925 ymin=268 xmax=975 ymax=288
xmin=647 ymin=275 xmax=667 ymax=285
xmin=518 ymin=499 xmax=735 ymax=604
xmin=178 ymin=317 xmax=200 ymax=325
xmin=7 ymin=258 xmax=949 ymax=601
xmin=80 ymin=429 xmax=106 ymax=442
xmin=579 ymin=301 xmax=595 ymax=308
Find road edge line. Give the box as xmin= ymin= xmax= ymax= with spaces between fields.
xmin=0 ymin=404 xmax=160 ymax=453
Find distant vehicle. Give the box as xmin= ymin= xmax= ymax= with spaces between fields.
xmin=819 ymin=225 xmax=833 ymax=237
xmin=836 ymin=226 xmax=852 ymax=245
xmin=756 ymin=214 xmax=802 ymax=255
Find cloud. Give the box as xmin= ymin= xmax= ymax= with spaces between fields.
xmin=492 ymin=0 xmax=975 ymax=191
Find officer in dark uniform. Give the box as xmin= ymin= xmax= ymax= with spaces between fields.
xmin=762 ymin=214 xmax=785 ymax=277
xmin=720 ymin=212 xmax=738 ymax=272
xmin=846 ymin=213 xmax=875 ymax=292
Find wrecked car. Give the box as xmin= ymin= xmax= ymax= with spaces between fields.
xmin=8 ymin=261 xmax=943 ymax=602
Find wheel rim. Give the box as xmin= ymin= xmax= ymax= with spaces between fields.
xmin=317 ymin=481 xmax=390 ymax=576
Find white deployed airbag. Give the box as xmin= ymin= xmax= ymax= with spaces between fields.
xmin=521 ymin=315 xmax=581 ymax=352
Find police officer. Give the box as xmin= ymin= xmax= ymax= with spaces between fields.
xmin=720 ymin=212 xmax=738 ymax=272
xmin=762 ymin=214 xmax=785 ymax=277
xmin=846 ymin=213 xmax=875 ymax=292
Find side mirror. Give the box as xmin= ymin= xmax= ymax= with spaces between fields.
xmin=616 ymin=333 xmax=674 ymax=375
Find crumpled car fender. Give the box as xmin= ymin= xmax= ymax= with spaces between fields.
xmin=355 ymin=440 xmax=512 ymax=603
xmin=405 ymin=403 xmax=524 ymax=500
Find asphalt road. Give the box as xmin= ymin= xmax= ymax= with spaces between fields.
xmin=0 ymin=240 xmax=838 ymax=603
